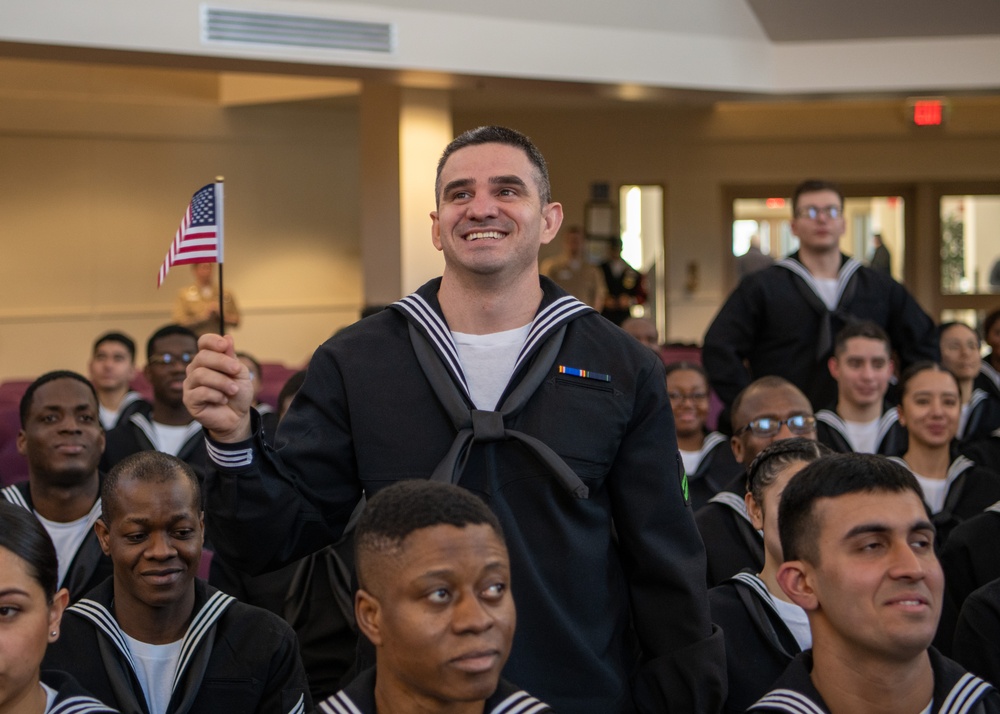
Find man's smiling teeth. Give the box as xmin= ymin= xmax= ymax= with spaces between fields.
xmin=465 ymin=230 xmax=504 ymax=241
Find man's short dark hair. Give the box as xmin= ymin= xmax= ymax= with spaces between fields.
xmin=792 ymin=179 xmax=844 ymax=214
xmin=146 ymin=324 xmax=197 ymax=362
xmin=356 ymin=480 xmax=504 ymax=589
xmin=778 ymin=453 xmax=927 ymax=565
xmin=102 ymin=451 xmax=202 ymax=524
xmin=93 ymin=331 xmax=136 ymax=361
xmin=833 ymin=321 xmax=891 ymax=356
xmin=435 ymin=126 xmax=552 ymax=206
xmin=20 ymin=370 xmax=99 ymax=428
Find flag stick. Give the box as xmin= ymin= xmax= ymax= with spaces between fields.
xmin=218 ymin=262 xmax=226 ymax=337
xmin=216 ymin=176 xmax=225 ymax=337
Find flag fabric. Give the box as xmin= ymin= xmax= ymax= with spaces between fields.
xmin=157 ymin=182 xmax=224 ymax=287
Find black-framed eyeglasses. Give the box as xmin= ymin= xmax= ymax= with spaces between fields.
xmin=149 ymin=352 xmax=193 ymax=366
xmin=796 ymin=205 xmax=842 ymax=220
xmin=735 ymin=414 xmax=816 ymax=438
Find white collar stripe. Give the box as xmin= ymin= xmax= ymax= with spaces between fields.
xmin=396 ymin=295 xmax=469 ymax=395
xmin=1 ymin=485 xmax=29 ymax=509
xmin=69 ymin=600 xmax=137 ymax=672
xmin=514 ymin=297 xmax=589 ymax=372
xmin=981 ymin=362 xmax=1000 ymax=391
xmin=286 ymin=693 xmax=306 ymax=714
xmin=876 ymin=410 xmax=899 ymax=442
xmin=129 ymin=415 xmax=201 ymax=449
xmin=707 ymin=491 xmax=753 ymax=524
xmin=776 ymin=257 xmax=862 ymax=307
xmin=940 ymin=672 xmax=992 ymax=714
xmin=397 ymin=295 xmax=461 ymax=364
xmin=85 ymin=499 xmax=103 ymax=530
xmin=732 ymin=571 xmax=781 ymax=616
xmin=172 ymin=591 xmax=234 ymax=692
xmin=815 ymin=409 xmax=846 ymax=432
xmin=949 ymin=455 xmax=974 ymax=481
xmin=49 ymin=697 xmax=116 ymax=714
xmin=129 ymin=414 xmax=157 ymax=446
xmin=701 ymin=432 xmax=728 ymax=457
xmin=750 ymin=689 xmax=825 ymax=713
xmin=317 ymin=691 xmax=362 ymax=714
xmin=491 ymin=691 xmax=547 ymax=714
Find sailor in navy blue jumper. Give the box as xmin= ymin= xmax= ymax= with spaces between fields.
xmin=184 ymin=126 xmax=724 ymax=714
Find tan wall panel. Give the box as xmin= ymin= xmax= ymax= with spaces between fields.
xmin=0 ymin=98 xmax=361 ymax=381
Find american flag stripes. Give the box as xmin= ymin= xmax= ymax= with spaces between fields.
xmin=157 ymin=182 xmax=224 ymax=287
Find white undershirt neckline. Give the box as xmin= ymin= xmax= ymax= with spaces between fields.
xmin=151 ymin=422 xmax=191 ymax=457
xmin=843 ymin=417 xmax=880 ymax=454
xmin=452 ymin=324 xmax=531 ymax=410
xmin=814 ymin=278 xmax=839 ymax=310
xmin=123 ymin=633 xmax=184 ymax=714
xmin=34 ymin=511 xmax=92 ymax=588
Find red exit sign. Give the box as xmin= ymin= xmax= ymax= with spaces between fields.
xmin=908 ymin=98 xmax=948 ymax=127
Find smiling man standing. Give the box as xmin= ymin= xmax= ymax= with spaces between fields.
xmin=184 ymin=126 xmax=724 ymax=713
xmin=703 ymin=179 xmax=937 ymax=412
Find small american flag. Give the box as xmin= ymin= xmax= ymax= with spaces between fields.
xmin=157 ymin=182 xmax=224 ymax=287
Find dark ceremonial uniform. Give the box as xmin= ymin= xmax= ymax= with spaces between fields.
xmin=201 ymin=277 xmax=725 ymax=714
xmin=44 ymin=578 xmax=310 ymax=714
xmin=703 ymin=253 xmax=937 ymax=409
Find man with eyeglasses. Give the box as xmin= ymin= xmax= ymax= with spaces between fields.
xmin=695 ymin=376 xmax=818 ymax=587
xmin=101 ymin=324 xmax=209 ymax=479
xmin=703 ymin=179 xmax=937 ymax=414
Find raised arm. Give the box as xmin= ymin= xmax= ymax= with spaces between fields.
xmin=183 ymin=333 xmax=254 ymax=442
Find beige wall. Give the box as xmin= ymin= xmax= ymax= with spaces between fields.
xmin=0 ymin=79 xmax=361 ymax=381
xmin=3 ymin=72 xmax=1000 ymax=384
xmin=455 ymin=97 xmax=1000 ymax=342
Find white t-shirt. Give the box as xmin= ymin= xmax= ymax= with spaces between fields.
xmin=453 ymin=325 xmax=531 ymax=410
xmin=152 ymin=422 xmax=192 ymax=457
xmin=35 ymin=512 xmax=92 ymax=588
xmin=124 ymin=633 xmax=184 ymax=714
xmin=99 ymin=404 xmax=118 ymax=431
xmin=772 ymin=595 xmax=812 ymax=652
xmin=679 ymin=449 xmax=704 ymax=479
xmin=844 ymin=417 xmax=880 ymax=454
xmin=815 ymin=278 xmax=839 ymax=310
xmin=913 ymin=473 xmax=950 ymax=514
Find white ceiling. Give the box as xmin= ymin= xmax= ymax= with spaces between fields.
xmin=1 ymin=0 xmax=999 ymax=98
xmin=314 ymin=0 xmax=1000 ymax=42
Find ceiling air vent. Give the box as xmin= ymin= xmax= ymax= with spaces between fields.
xmin=201 ymin=6 xmax=394 ymax=53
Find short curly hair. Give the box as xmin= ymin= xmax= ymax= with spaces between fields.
xmin=355 ymin=480 xmax=504 ymax=590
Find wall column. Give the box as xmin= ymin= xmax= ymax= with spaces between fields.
xmin=360 ymin=84 xmax=452 ymax=307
